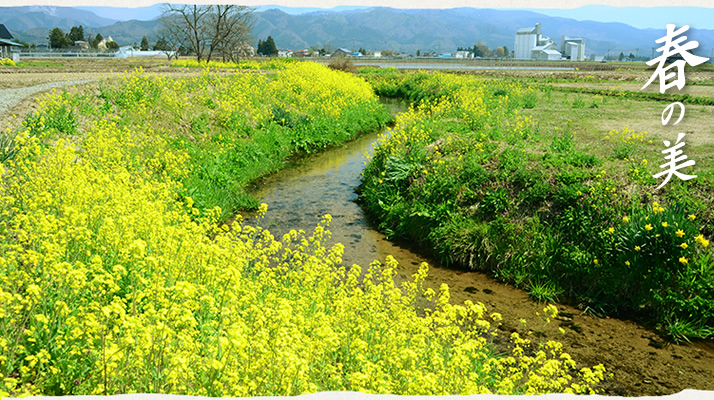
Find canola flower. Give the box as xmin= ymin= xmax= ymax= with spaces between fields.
xmin=171 ymin=59 xmax=274 ymax=70
xmin=0 ymin=62 xmax=606 ymax=396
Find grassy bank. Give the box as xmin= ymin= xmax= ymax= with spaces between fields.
xmin=23 ymin=61 xmax=390 ymax=219
xmin=0 ymin=61 xmax=606 ymax=396
xmin=358 ymin=68 xmax=713 ymax=341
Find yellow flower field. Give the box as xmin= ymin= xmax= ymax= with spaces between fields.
xmin=0 ymin=62 xmax=605 ymax=396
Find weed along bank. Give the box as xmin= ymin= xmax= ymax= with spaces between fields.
xmin=357 ymin=64 xmax=714 ymax=393
xmin=358 ymin=66 xmax=713 ymax=343
xmin=0 ymin=56 xmax=712 ymax=398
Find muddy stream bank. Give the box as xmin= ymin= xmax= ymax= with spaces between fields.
xmin=246 ymin=103 xmax=714 ymax=396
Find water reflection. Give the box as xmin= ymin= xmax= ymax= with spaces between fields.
xmin=249 ymin=110 xmax=418 ymax=270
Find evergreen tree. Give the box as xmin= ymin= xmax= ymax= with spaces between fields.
xmin=141 ymin=36 xmax=150 ymax=51
xmin=48 ymin=27 xmax=71 ymax=49
xmin=261 ymin=36 xmax=278 ymax=56
xmin=473 ymin=40 xmax=491 ymax=58
xmin=154 ymin=37 xmax=169 ymax=51
xmin=68 ymin=25 xmax=85 ymax=43
xmin=90 ymin=33 xmax=103 ymax=49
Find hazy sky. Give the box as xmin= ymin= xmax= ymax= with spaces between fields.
xmin=521 ymin=5 xmax=714 ymax=30
xmin=16 ymin=0 xmax=714 ymax=30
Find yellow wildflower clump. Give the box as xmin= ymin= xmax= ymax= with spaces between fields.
xmin=0 ymin=65 xmax=606 ymax=397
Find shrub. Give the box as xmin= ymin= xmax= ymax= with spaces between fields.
xmin=328 ymin=56 xmax=357 ymax=74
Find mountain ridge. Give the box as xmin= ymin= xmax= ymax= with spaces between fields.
xmin=2 ymin=5 xmax=712 ymax=58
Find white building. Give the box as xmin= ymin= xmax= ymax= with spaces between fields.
xmin=561 ymin=36 xmax=586 ymax=61
xmin=515 ymin=23 xmax=562 ymax=60
xmin=453 ymin=50 xmax=473 ymax=59
xmin=115 ymin=47 xmax=176 ymax=58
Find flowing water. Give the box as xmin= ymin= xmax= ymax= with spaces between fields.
xmin=245 ymin=103 xmax=714 ymax=396
xmin=249 ymin=104 xmax=427 ymax=274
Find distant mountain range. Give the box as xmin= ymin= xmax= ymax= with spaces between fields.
xmin=2 ymin=5 xmax=714 ymax=57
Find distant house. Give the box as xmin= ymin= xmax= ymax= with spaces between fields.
xmin=74 ymin=40 xmax=89 ymax=50
xmin=293 ymin=48 xmax=309 ymax=57
xmin=0 ymin=24 xmax=22 ymax=59
xmin=278 ymin=49 xmax=293 ymax=58
xmin=331 ymin=48 xmax=352 ymax=57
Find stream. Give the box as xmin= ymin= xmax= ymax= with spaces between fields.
xmin=246 ymin=103 xmax=714 ymax=396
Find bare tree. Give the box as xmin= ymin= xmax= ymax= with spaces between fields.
xmin=210 ymin=5 xmax=254 ymax=62
xmin=159 ymin=4 xmax=254 ymax=62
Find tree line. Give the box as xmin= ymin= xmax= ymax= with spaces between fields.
xmin=45 ymin=24 xmax=176 ymax=54
xmin=47 ymin=26 xmax=119 ymax=50
xmin=457 ymin=40 xmax=511 ymax=58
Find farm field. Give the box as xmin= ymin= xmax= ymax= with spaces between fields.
xmin=0 ymin=58 xmax=712 ymax=397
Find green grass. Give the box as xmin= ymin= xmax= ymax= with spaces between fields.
xmin=358 ymin=68 xmax=714 ymax=341
xmin=15 ymin=61 xmax=66 ymax=68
